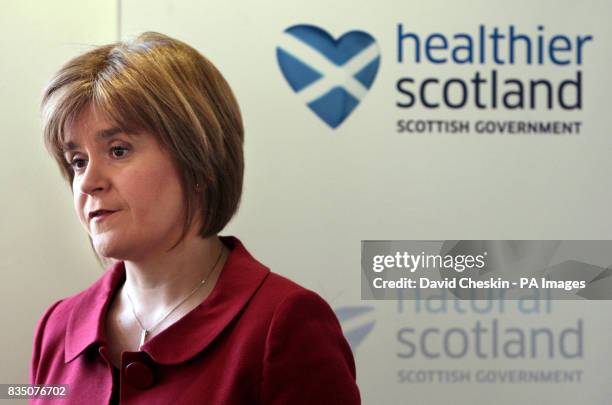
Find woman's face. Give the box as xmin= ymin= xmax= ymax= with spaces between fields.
xmin=64 ymin=106 xmax=187 ymax=261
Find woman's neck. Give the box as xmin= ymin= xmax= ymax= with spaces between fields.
xmin=121 ymin=235 xmax=227 ymax=318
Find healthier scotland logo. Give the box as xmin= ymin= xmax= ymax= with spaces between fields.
xmin=277 ymin=23 xmax=594 ymax=136
xmin=276 ymin=25 xmax=380 ymax=128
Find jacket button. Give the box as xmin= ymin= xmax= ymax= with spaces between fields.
xmin=124 ymin=361 xmax=154 ymax=389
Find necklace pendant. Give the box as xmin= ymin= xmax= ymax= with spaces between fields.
xmin=139 ymin=329 xmax=149 ymax=350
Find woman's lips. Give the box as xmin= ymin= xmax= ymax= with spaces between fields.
xmin=91 ymin=211 xmax=117 ymax=223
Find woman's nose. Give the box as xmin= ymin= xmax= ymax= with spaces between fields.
xmin=77 ymin=158 xmax=109 ymax=195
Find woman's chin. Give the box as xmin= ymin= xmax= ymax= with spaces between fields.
xmin=92 ymin=237 xmax=129 ymax=260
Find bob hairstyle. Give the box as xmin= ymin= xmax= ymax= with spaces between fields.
xmin=41 ymin=32 xmax=244 ymax=255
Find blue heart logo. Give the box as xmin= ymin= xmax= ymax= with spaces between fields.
xmin=276 ymin=25 xmax=381 ymax=129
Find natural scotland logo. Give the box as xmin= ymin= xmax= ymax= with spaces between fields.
xmin=276 ymin=25 xmax=380 ymax=128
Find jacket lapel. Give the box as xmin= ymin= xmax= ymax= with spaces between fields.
xmin=64 ymin=237 xmax=270 ymax=366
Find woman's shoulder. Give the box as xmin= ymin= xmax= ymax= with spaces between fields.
xmin=224 ymin=237 xmax=338 ymax=320
xmin=32 ymin=266 xmax=117 ymax=345
xmin=251 ymin=270 xmax=341 ymax=331
xmin=30 ymin=267 xmax=119 ymax=383
xmin=259 ymin=270 xmax=330 ymax=307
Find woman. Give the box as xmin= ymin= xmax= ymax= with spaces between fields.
xmin=31 ymin=32 xmax=360 ymax=404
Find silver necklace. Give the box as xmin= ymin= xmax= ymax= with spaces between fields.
xmin=125 ymin=246 xmax=225 ymax=350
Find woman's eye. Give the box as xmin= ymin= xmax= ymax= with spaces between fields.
xmin=111 ymin=146 xmax=129 ymax=158
xmin=70 ymin=158 xmax=87 ymax=171
xmin=68 ymin=146 xmax=129 ymax=172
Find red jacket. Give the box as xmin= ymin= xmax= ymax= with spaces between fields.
xmin=30 ymin=237 xmax=360 ymax=404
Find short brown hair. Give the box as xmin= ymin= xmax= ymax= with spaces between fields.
xmin=42 ymin=32 xmax=244 ymax=250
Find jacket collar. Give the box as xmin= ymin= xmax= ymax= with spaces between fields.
xmin=64 ymin=236 xmax=270 ymax=365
